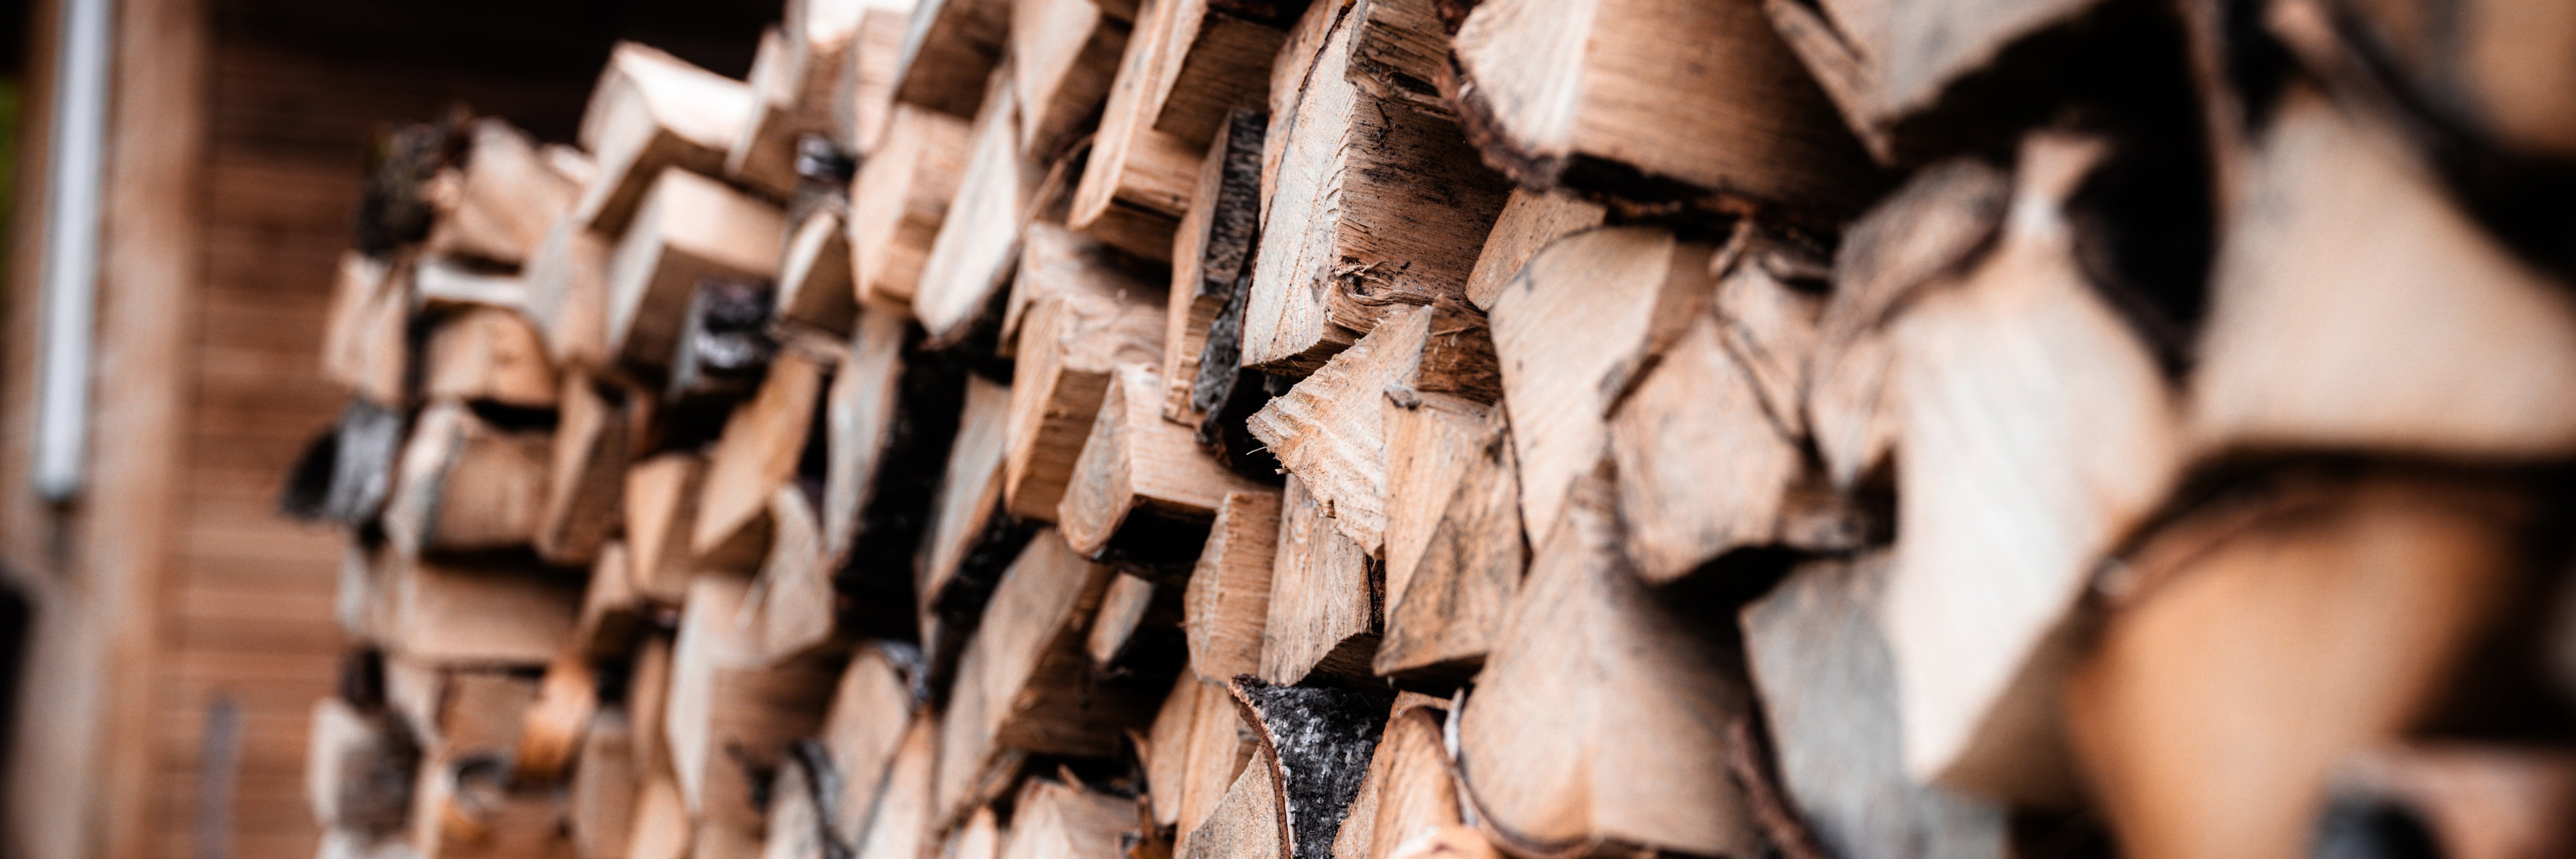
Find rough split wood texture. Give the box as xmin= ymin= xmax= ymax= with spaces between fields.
xmin=851 ymin=105 xmax=976 ymax=306
xmin=576 ymin=43 xmax=756 ymax=234
xmin=1448 ymin=0 xmax=1876 ymax=211
xmin=603 ymin=168 xmax=785 ymax=372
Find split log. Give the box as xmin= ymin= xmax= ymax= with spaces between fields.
xmin=569 ymin=709 xmax=639 ymax=859
xmin=860 ymin=712 xmax=943 ymax=859
xmin=575 ymin=43 xmax=756 ymax=234
xmin=535 ymin=374 xmax=633 ymax=567
xmin=1003 ymin=228 xmax=1168 ymax=521
xmin=1239 ymin=0 xmax=1508 ymax=375
xmin=1375 ymin=390 xmax=1519 ymax=682
xmin=522 ymin=219 xmax=617 ymax=372
xmin=624 ymin=453 xmax=711 ymax=604
xmin=749 ymin=484 xmax=837 ymax=660
xmin=570 ymin=542 xmax=646 ymax=659
xmin=1162 ymin=107 xmax=1263 ymax=424
xmin=825 ymin=308 xmax=968 ymax=603
xmin=383 ymin=401 xmax=552 ymax=555
xmin=1083 ymin=572 xmax=1178 ymax=669
xmin=1225 ymin=677 xmax=1393 ymax=859
xmin=852 ymin=106 xmax=977 ymax=306
xmin=1808 ymin=158 xmax=2009 ymax=490
xmin=692 ymin=351 xmax=829 ymax=571
xmin=1257 ymin=476 xmax=1378 ymax=686
xmin=628 ymin=635 xmax=678 ymax=779
xmin=2191 ymin=84 xmax=2576 ymax=461
xmin=764 ymin=747 xmax=835 ymax=859
xmin=1146 ymin=673 xmax=1254 ymax=846
xmin=1446 ymin=0 xmax=1872 ymax=210
xmin=933 ymin=531 xmax=1156 ymax=825
xmin=1181 ymin=489 xmax=1280 ymax=683
xmin=1066 ymin=0 xmax=1196 ymax=258
xmin=2064 ymin=474 xmax=2540 ymax=859
xmin=1460 ymin=188 xmax=1602 ymax=311
xmin=1486 ymin=226 xmax=1716 ymax=557
xmin=307 ymin=697 xmax=418 ymax=836
xmin=1336 ymin=698 xmax=1462 ymax=859
xmin=889 ymin=0 xmax=1011 ymax=118
xmin=914 ymin=63 xmax=1046 ymax=345
xmin=729 ymin=0 xmax=878 ymax=196
xmin=1142 ymin=0 xmax=1295 ymax=146
xmin=1605 ymin=242 xmax=1855 ymax=584
xmin=822 ymin=643 xmax=923 ymax=847
xmin=1245 ymin=303 xmax=1453 ymax=555
xmin=777 ymin=205 xmax=860 ymax=337
xmin=604 ymin=168 xmax=786 ymax=372
xmin=916 ymin=376 xmax=1038 ymax=652
xmin=667 ymin=275 xmax=782 ymax=408
xmin=1880 ymin=133 xmax=2180 ymax=805
xmin=514 ymin=653 xmax=600 ymax=783
xmin=1059 ymin=364 xmax=1270 ymax=564
xmin=1455 ymin=472 xmax=1758 ymax=858
xmin=999 ymin=780 xmax=1138 ymax=859
xmin=1012 ymin=0 xmax=1130 ymax=162
xmin=829 ymin=0 xmax=915 ymax=156
xmin=666 ymin=575 xmax=840 ymax=833
xmin=429 ymin=119 xmax=581 ymax=267
xmin=1740 ymin=553 xmax=2008 ymax=859
xmin=1180 ymin=745 xmax=1282 ymax=859
xmin=415 ymin=257 xmax=529 ymax=311
xmin=623 ymin=775 xmax=693 ymax=859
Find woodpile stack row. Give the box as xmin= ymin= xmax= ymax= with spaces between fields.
xmin=291 ymin=0 xmax=2576 ymax=858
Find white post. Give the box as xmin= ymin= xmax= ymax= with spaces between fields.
xmin=32 ymin=0 xmax=116 ymax=502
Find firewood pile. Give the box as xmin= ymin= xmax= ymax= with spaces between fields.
xmin=290 ymin=0 xmax=2576 ymax=857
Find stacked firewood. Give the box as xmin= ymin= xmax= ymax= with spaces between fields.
xmin=290 ymin=0 xmax=2576 ymax=858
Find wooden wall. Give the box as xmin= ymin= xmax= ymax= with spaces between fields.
xmin=0 ymin=3 xmax=765 ymax=858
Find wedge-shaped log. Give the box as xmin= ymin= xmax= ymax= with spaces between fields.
xmin=693 ymin=351 xmax=829 ymax=571
xmin=523 ymin=219 xmax=617 ymax=372
xmin=1259 ymin=476 xmax=1377 ymax=686
xmin=1142 ymin=0 xmax=1293 ymax=146
xmin=384 ymin=400 xmax=551 ymax=555
xmin=890 ymin=0 xmax=1010 ymax=118
xmin=1450 ymin=0 xmax=1872 ymax=209
xmin=535 ymin=375 xmax=632 ymax=567
xmin=666 ymin=576 xmax=839 ymax=833
xmin=777 ymin=205 xmax=860 ymax=337
xmin=852 ymin=106 xmax=976 ymax=306
xmin=1066 ymin=0 xmax=1199 ymax=259
xmin=764 ymin=746 xmax=835 ymax=859
xmin=624 ymin=453 xmax=709 ymax=604
xmin=1461 ymin=188 xmax=1601 ymax=311
xmin=570 ymin=542 xmax=646 ymax=660
xmin=575 ymin=43 xmax=756 ymax=234
xmin=822 ymin=643 xmax=922 ymax=847
xmin=1742 ymin=553 xmax=2007 ymax=859
xmin=1241 ymin=1 xmax=1508 ymax=374
xmin=914 ymin=64 xmax=1043 ymax=345
xmin=1488 ymin=227 xmax=1715 ymax=559
xmin=729 ymin=0 xmax=878 ymax=196
xmin=604 ymin=169 xmax=785 ymax=372
xmin=1246 ymin=303 xmax=1457 ymax=554
xmin=1147 ymin=673 xmax=1254 ymax=851
xmin=1013 ymin=0 xmax=1130 ymax=162
xmin=934 ymin=531 xmax=1156 ymax=825
xmin=1000 ymin=780 xmax=1138 ymax=859
xmin=1333 ymin=698 xmax=1464 ymax=859
xmin=1162 ymin=108 xmax=1263 ymax=423
xmin=1004 ymin=228 xmax=1169 ymax=521
xmin=749 ymin=485 xmax=837 ymax=661
xmin=1456 ymin=472 xmax=1759 ymax=857
xmin=1182 ymin=489 xmax=1279 ymax=683
xmin=1881 ymin=134 xmax=2180 ymax=805
xmin=2192 ymin=84 xmax=2576 ymax=461
xmin=916 ymin=376 xmax=1038 ymax=663
xmin=1182 ymin=744 xmax=1283 ymax=859
xmin=2065 ymin=474 xmax=2539 ymax=859
xmin=1060 ymin=363 xmax=1270 ymax=562
xmin=569 ymin=709 xmax=639 ymax=859
xmin=1226 ymin=677 xmax=1393 ymax=859
xmin=384 ymin=551 xmax=581 ymax=668
xmin=1376 ymin=391 xmax=1519 ymax=682
xmin=429 ymin=119 xmax=582 ymax=267
xmin=826 ymin=308 xmax=968 ymax=595
xmin=830 ymin=0 xmax=915 ymax=155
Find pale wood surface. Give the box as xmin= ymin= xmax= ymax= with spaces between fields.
xmin=852 ymin=106 xmax=977 ymax=305
xmin=1257 ymin=476 xmax=1377 ymax=686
